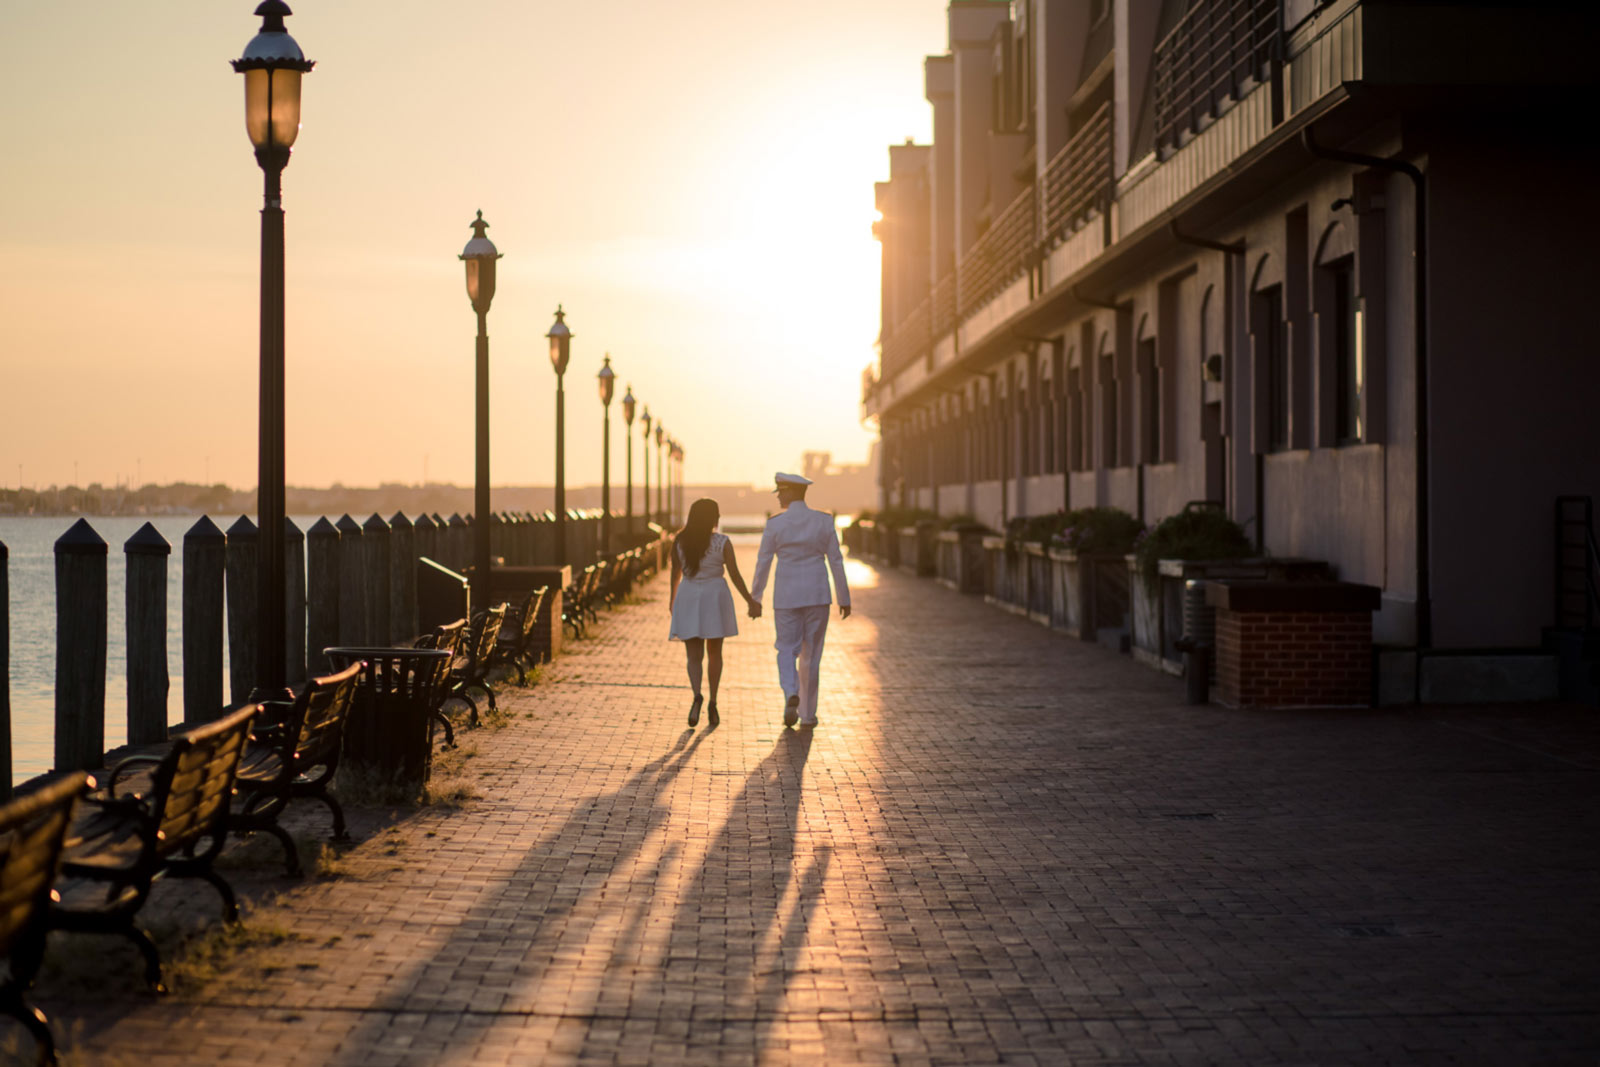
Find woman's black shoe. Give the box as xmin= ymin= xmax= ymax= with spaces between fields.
xmin=707 ymin=701 xmax=719 ymax=727
xmin=688 ymin=694 xmax=703 ymax=727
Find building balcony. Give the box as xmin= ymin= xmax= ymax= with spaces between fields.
xmin=1152 ymin=0 xmax=1278 ymax=154
xmin=957 ymin=184 xmax=1037 ymax=316
xmin=1041 ymin=100 xmax=1112 ymax=243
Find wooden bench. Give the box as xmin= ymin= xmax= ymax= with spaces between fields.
xmin=0 ymin=772 xmax=91 ymax=1066
xmin=231 ymin=662 xmax=363 ymax=875
xmin=416 ymin=618 xmax=467 ymax=748
xmin=490 ymin=586 xmax=549 ymax=684
xmin=49 ymin=704 xmax=258 ymax=993
xmin=444 ymin=605 xmax=506 ymax=725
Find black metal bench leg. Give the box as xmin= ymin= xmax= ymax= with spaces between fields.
xmin=316 ymin=790 xmax=350 ymax=841
xmin=0 ymin=984 xmax=56 ymax=1066
xmin=259 ymin=822 xmax=302 ymax=877
xmin=432 ymin=709 xmax=456 ymax=749
xmin=126 ymin=925 xmax=168 ymax=994
xmin=191 ymin=867 xmax=241 ymax=923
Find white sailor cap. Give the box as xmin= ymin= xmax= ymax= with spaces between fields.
xmin=773 ymin=472 xmax=813 ymax=490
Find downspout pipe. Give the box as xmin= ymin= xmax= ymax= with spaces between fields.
xmin=1301 ymin=126 xmax=1431 ymax=659
xmin=1169 ymin=221 xmax=1248 ymax=542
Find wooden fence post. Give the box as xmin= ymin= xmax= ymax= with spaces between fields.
xmin=124 ymin=522 xmax=170 ymax=745
xmin=285 ymin=517 xmax=307 ymax=685
xmin=447 ymin=513 xmax=467 ymax=571
xmin=389 ymin=512 xmax=416 ymax=643
xmin=413 ymin=512 xmax=438 ymax=568
xmin=362 ymin=513 xmax=391 ymax=644
xmin=182 ymin=516 xmax=226 ymax=724
xmin=336 ymin=514 xmax=368 ymax=646
xmin=225 ymin=516 xmax=258 ymax=705
xmin=306 ymin=517 xmax=340 ymax=675
xmin=55 ymin=519 xmax=106 ymax=771
xmin=0 ymin=539 xmax=11 ymax=800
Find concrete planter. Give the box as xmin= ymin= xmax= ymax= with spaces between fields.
xmin=879 ymin=525 xmax=902 ymax=568
xmin=981 ymin=537 xmax=1028 ymax=615
xmin=895 ymin=523 xmax=936 ymax=577
xmin=1046 ymin=549 xmax=1128 ymax=640
xmin=1023 ymin=544 xmax=1052 ymax=624
xmin=937 ymin=529 xmax=988 ymax=594
xmin=854 ymin=519 xmax=877 ymax=561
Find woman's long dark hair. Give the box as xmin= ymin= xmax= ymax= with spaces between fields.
xmin=677 ymin=498 xmax=720 ymax=577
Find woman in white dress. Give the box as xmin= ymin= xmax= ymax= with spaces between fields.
xmin=669 ymin=498 xmax=755 ymax=727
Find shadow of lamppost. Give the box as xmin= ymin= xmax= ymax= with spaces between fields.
xmin=231 ymin=0 xmax=313 ymax=700
xmin=459 ymin=211 xmax=501 ymax=614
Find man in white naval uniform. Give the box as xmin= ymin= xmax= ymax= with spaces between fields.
xmin=748 ymin=472 xmax=851 ymax=727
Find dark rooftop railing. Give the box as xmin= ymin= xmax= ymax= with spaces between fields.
xmin=1152 ymin=0 xmax=1277 ymax=152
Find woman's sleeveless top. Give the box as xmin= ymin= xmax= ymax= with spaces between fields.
xmin=678 ymin=532 xmax=728 ymax=581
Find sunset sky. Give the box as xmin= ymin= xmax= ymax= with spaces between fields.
xmin=1 ymin=1 xmax=948 ymax=492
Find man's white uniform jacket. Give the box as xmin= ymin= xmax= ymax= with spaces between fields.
xmin=750 ymin=501 xmax=851 ymax=609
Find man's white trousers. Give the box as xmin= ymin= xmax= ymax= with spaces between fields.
xmin=773 ymin=604 xmax=830 ymax=723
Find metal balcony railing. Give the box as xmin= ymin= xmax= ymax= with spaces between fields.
xmin=931 ymin=273 xmax=957 ymax=338
xmin=957 ymin=185 xmax=1038 ymax=314
xmin=879 ymin=295 xmax=932 ymax=379
xmin=1152 ymin=0 xmax=1277 ymax=152
xmin=1041 ymin=101 xmax=1112 ymax=241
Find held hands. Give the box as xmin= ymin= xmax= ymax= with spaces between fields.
xmin=747 ymin=599 xmax=763 ymax=620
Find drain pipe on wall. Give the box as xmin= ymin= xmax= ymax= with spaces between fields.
xmin=1168 ymin=221 xmax=1248 ymax=539
xmin=1301 ymin=127 xmax=1431 ymax=677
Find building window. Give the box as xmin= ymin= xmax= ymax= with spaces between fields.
xmin=1068 ymin=367 xmax=1085 ymax=471
xmin=1100 ymin=352 xmax=1119 ymax=467
xmin=1258 ymin=285 xmax=1288 ymax=451
xmin=1329 ymin=258 xmax=1364 ymax=443
xmin=1138 ymin=337 xmax=1160 ymax=464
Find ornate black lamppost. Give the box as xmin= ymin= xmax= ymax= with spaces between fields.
xmin=232 ymin=0 xmax=313 ymax=699
xmin=459 ymin=211 xmax=501 ymax=614
xmin=673 ymin=440 xmax=685 ymax=526
xmin=547 ymin=307 xmax=572 ymax=565
xmin=654 ymin=423 xmax=666 ymax=525
xmin=621 ymin=385 xmax=636 ymax=538
xmin=597 ymin=356 xmax=615 ymax=558
xmin=640 ymin=407 xmax=652 ymax=530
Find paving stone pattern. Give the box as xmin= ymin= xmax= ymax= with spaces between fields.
xmin=31 ymin=546 xmax=1600 ymax=1065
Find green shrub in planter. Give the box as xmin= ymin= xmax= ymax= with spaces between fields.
xmin=1134 ymin=505 xmax=1253 ymax=585
xmin=1050 ymin=506 xmax=1143 ymax=555
xmin=1005 ymin=511 xmax=1067 ymax=551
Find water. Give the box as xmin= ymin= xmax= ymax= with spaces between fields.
xmin=0 ymin=515 xmax=330 ymax=786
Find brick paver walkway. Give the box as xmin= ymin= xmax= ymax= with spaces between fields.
xmin=33 ymin=545 xmax=1600 ymax=1065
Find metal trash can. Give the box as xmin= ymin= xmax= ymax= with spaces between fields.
xmin=1179 ymin=579 xmax=1215 ymax=704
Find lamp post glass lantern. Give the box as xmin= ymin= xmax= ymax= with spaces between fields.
xmin=621 ymin=385 xmax=636 ymax=536
xmin=598 ymin=357 xmax=615 ymax=558
xmin=232 ymin=0 xmax=313 ymax=700
xmin=460 ymin=211 xmax=501 ymax=613
xmin=547 ymin=307 xmax=572 ymax=565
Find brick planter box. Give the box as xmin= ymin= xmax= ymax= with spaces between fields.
xmin=1207 ymin=580 xmax=1380 ymax=708
xmin=1129 ymin=557 xmax=1336 ymax=677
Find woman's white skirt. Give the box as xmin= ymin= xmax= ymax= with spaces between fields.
xmin=670 ymin=577 xmax=739 ymax=640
